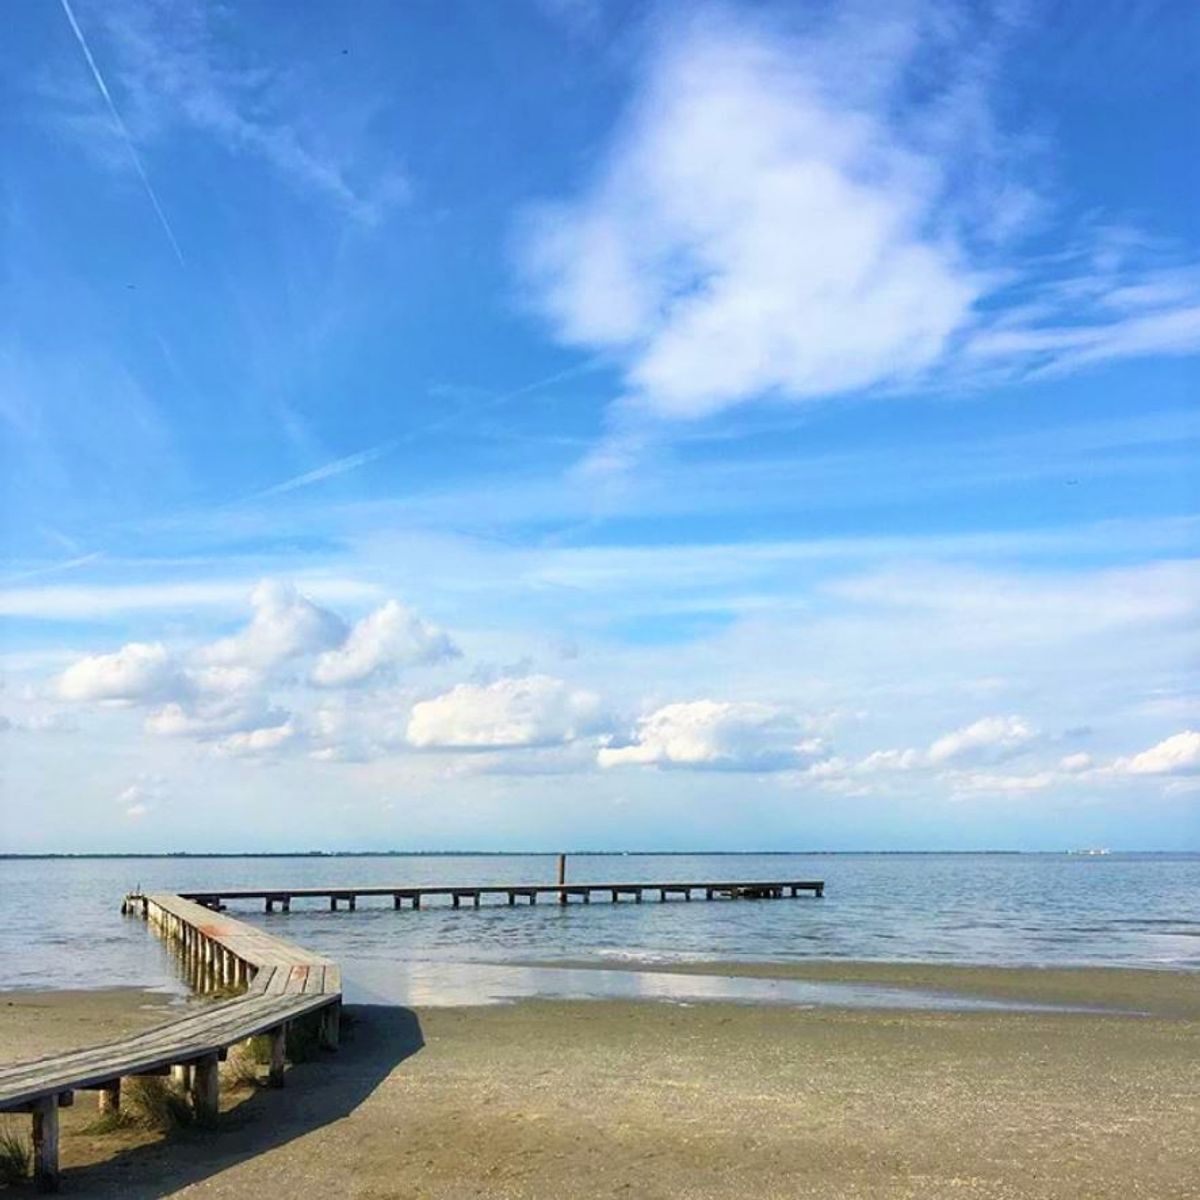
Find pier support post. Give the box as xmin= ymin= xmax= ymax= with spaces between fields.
xmin=97 ymin=1080 xmax=120 ymax=1114
xmin=319 ymin=1001 xmax=341 ymax=1051
xmin=330 ymin=896 xmax=338 ymax=911
xmin=190 ymin=1054 xmax=220 ymax=1126
xmin=31 ymin=1095 xmax=60 ymax=1193
xmin=267 ymin=1024 xmax=287 ymax=1088
xmin=557 ymin=853 xmax=567 ymax=904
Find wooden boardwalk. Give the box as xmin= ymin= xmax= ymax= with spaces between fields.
xmin=182 ymin=878 xmax=826 ymax=911
xmin=0 ymin=893 xmax=341 ymax=1192
xmin=0 ymin=872 xmax=822 ymax=1190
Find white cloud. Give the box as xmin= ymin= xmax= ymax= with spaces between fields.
xmin=520 ymin=8 xmax=1200 ymax=434
xmin=927 ymin=715 xmax=1038 ymax=765
xmin=855 ymin=747 xmax=923 ymax=773
xmin=312 ymin=599 xmax=458 ymax=687
xmin=522 ymin=9 xmax=981 ymax=422
xmin=944 ymin=769 xmax=1058 ymax=796
xmin=200 ymin=580 xmax=346 ymax=672
xmin=0 ymin=576 xmax=378 ymax=620
xmin=598 ymin=700 xmax=823 ymax=771
xmin=1112 ymin=730 xmax=1200 ymax=777
xmin=116 ymin=779 xmax=164 ymax=819
xmin=58 ymin=641 xmax=185 ymax=703
xmin=407 ymin=675 xmax=603 ymax=750
xmin=214 ymin=721 xmax=297 ymax=758
xmin=1059 ymin=752 xmax=1093 ymax=773
xmin=145 ymin=697 xmax=288 ymax=741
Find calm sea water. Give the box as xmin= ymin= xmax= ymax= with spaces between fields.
xmin=1 ymin=853 xmax=1196 ymax=1002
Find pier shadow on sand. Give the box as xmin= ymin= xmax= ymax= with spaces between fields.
xmin=59 ymin=1004 xmax=423 ymax=1198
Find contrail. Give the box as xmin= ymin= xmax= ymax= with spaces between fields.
xmin=58 ymin=0 xmax=186 ymax=266
xmin=243 ymin=442 xmax=398 ymax=503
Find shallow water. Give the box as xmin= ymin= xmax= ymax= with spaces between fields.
xmin=1 ymin=853 xmax=1196 ymax=1000
xmin=341 ymin=959 xmax=1114 ymax=1012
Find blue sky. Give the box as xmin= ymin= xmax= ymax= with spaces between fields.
xmin=1 ymin=0 xmax=1197 ymax=852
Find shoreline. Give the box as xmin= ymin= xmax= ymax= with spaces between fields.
xmin=508 ymin=957 xmax=1200 ymax=1018
xmin=4 ymin=956 xmax=1198 ymax=1023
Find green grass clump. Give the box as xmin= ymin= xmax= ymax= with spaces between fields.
xmin=123 ymin=1076 xmax=193 ymax=1132
xmin=0 ymin=1124 xmax=31 ymax=1185
xmin=82 ymin=1108 xmax=136 ymax=1135
xmin=223 ymin=1041 xmax=266 ymax=1089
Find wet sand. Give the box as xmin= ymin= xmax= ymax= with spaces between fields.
xmin=1 ymin=965 xmax=1196 ymax=1199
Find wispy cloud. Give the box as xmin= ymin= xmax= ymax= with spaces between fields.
xmin=518 ymin=3 xmax=1200 ymax=446
xmin=0 ymin=576 xmax=379 ymax=621
xmin=57 ymin=0 xmax=186 ymax=264
xmin=64 ymin=0 xmax=405 ymax=226
xmin=1 ymin=551 xmax=105 ymax=586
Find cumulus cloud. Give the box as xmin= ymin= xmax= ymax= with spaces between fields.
xmin=800 ymin=714 xmax=1042 ymax=791
xmin=145 ymin=697 xmax=289 ymax=740
xmin=520 ymin=6 xmax=1200 ymax=436
xmin=521 ymin=8 xmax=981 ymax=423
xmin=926 ymin=715 xmax=1039 ymax=765
xmin=214 ymin=721 xmax=298 ymax=758
xmin=58 ymin=641 xmax=185 ymax=703
xmin=116 ymin=778 xmax=165 ymax=819
xmin=312 ymin=599 xmax=458 ymax=687
xmin=1111 ymin=730 xmax=1200 ymax=776
xmin=943 ymin=769 xmax=1058 ymax=796
xmin=407 ymin=675 xmax=603 ymax=749
xmin=52 ymin=580 xmax=464 ymax=762
xmin=199 ymin=580 xmax=346 ymax=672
xmin=857 ymin=747 xmax=923 ymax=773
xmin=598 ymin=700 xmax=824 ymax=771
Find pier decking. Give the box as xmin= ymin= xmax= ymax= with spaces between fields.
xmin=0 ymin=893 xmax=341 ymax=1192
xmin=181 ymin=878 xmax=826 ymax=911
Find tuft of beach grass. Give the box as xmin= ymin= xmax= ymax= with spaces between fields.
xmin=121 ymin=1076 xmax=193 ymax=1132
xmin=0 ymin=1123 xmax=31 ymax=1185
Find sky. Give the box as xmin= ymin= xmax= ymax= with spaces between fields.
xmin=0 ymin=0 xmax=1197 ymax=853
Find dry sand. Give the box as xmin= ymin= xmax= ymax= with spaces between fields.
xmin=1 ymin=965 xmax=1196 ymax=1199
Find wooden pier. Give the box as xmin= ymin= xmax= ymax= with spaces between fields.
xmin=180 ymin=878 xmax=826 ymax=912
xmin=0 ymin=893 xmax=341 ymax=1192
xmin=0 ymin=871 xmax=822 ymax=1190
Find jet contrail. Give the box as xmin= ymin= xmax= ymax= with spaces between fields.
xmin=58 ymin=0 xmax=186 ymax=266
xmin=243 ymin=441 xmax=399 ymax=503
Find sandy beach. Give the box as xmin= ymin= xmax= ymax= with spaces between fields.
xmin=1 ymin=963 xmax=1197 ymax=1199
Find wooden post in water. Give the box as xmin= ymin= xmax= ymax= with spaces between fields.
xmin=557 ymin=853 xmax=567 ymax=904
xmin=31 ymin=1095 xmax=60 ymax=1192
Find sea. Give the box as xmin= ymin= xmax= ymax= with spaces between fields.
xmin=2 ymin=852 xmax=1196 ymax=1009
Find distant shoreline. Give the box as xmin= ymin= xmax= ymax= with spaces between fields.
xmin=2 ymin=849 xmax=1189 ymax=860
